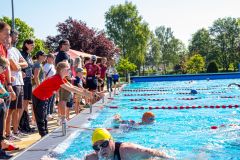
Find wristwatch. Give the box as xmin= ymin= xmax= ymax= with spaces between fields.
xmin=7 ymin=83 xmax=12 ymax=86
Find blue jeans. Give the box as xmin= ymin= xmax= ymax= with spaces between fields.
xmin=107 ymin=77 xmax=113 ymax=92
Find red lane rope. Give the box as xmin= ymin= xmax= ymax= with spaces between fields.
xmin=123 ymin=85 xmax=226 ymax=90
xmin=128 ymin=96 xmax=239 ymax=101
xmin=107 ymin=105 xmax=239 ymax=110
xmin=124 ymin=91 xmax=228 ymax=96
xmin=210 ymin=124 xmax=239 ymax=130
xmin=130 ymin=97 xmax=201 ymax=101
xmin=122 ymin=88 xmax=219 ymax=92
xmin=124 ymin=93 xmax=166 ymax=96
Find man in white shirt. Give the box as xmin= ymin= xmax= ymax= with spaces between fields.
xmin=6 ymin=30 xmax=28 ymax=139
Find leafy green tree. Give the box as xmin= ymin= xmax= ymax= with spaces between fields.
xmin=116 ymin=58 xmax=137 ymax=74
xmin=189 ymin=28 xmax=213 ymax=62
xmin=0 ymin=16 xmax=34 ymax=49
xmin=210 ymin=17 xmax=240 ymax=71
xmin=145 ymin=33 xmax=161 ymax=70
xmin=207 ymin=61 xmax=218 ymax=73
xmin=105 ymin=2 xmax=150 ymax=74
xmin=32 ymin=39 xmax=49 ymax=56
xmin=186 ymin=54 xmax=205 ymax=73
xmin=155 ymin=26 xmax=187 ymax=73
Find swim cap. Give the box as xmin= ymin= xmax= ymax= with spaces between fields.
xmin=92 ymin=128 xmax=112 ymax=144
xmin=190 ymin=89 xmax=198 ymax=94
xmin=142 ymin=112 xmax=155 ymax=123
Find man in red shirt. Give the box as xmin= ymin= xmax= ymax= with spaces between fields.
xmin=0 ymin=21 xmax=15 ymax=159
xmin=97 ymin=57 xmax=107 ymax=92
xmin=85 ymin=55 xmax=100 ymax=91
xmin=0 ymin=22 xmax=15 ymax=100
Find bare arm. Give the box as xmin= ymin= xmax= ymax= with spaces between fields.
xmin=9 ymin=59 xmax=21 ymax=71
xmin=0 ymin=86 xmax=7 ymax=94
xmin=19 ymin=57 xmax=28 ymax=68
xmin=60 ymin=82 xmax=92 ymax=97
xmin=228 ymin=83 xmax=240 ymax=87
xmin=85 ymin=153 xmax=98 ymax=160
xmin=5 ymin=60 xmax=16 ymax=100
xmin=34 ymin=68 xmax=41 ymax=86
xmin=120 ymin=143 xmax=173 ymax=160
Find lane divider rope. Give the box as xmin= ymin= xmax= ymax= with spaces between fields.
xmin=106 ymin=105 xmax=239 ymax=110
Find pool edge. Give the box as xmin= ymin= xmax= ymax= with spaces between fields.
xmin=12 ymin=84 xmax=126 ymax=160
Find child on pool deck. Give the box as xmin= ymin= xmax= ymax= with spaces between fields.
xmin=32 ymin=62 xmax=95 ymax=137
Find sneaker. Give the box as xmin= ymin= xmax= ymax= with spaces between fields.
xmin=14 ymin=131 xmax=28 ymax=137
xmin=5 ymin=134 xmax=21 ymax=142
xmin=0 ymin=149 xmax=12 ymax=159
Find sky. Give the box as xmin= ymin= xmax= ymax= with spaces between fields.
xmin=1 ymin=0 xmax=240 ymax=45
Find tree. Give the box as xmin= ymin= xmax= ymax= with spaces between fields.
xmin=210 ymin=17 xmax=240 ymax=71
xmin=46 ymin=17 xmax=118 ymax=57
xmin=116 ymin=58 xmax=137 ymax=74
xmin=145 ymin=33 xmax=161 ymax=70
xmin=207 ymin=61 xmax=218 ymax=73
xmin=189 ymin=28 xmax=213 ymax=62
xmin=186 ymin=54 xmax=205 ymax=73
xmin=0 ymin=16 xmax=34 ymax=49
xmin=105 ymin=1 xmax=150 ymax=73
xmin=155 ymin=26 xmax=187 ymax=73
xmin=32 ymin=39 xmax=49 ymax=56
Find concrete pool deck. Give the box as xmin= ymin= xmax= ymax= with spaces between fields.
xmin=12 ymin=86 xmax=125 ymax=160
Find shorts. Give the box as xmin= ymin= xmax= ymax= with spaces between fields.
xmin=10 ymin=85 xmax=23 ymax=110
xmin=59 ymin=88 xmax=72 ymax=102
xmin=86 ymin=76 xmax=98 ymax=90
xmin=23 ymin=79 xmax=32 ymax=100
xmin=113 ymin=80 xmax=118 ymax=85
xmin=66 ymin=98 xmax=73 ymax=108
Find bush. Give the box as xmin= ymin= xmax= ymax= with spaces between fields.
xmin=186 ymin=54 xmax=205 ymax=73
xmin=207 ymin=61 xmax=218 ymax=73
xmin=116 ymin=58 xmax=137 ymax=73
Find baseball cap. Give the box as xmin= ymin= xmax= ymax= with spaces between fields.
xmin=91 ymin=55 xmax=97 ymax=61
xmin=35 ymin=51 xmax=47 ymax=58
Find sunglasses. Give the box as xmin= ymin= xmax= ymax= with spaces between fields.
xmin=92 ymin=140 xmax=109 ymax=151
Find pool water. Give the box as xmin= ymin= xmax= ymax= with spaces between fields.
xmin=51 ymin=79 xmax=240 ymax=160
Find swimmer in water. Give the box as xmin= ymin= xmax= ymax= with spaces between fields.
xmin=190 ymin=89 xmax=198 ymax=95
xmin=112 ymin=112 xmax=155 ymax=129
xmin=85 ymin=128 xmax=174 ymax=160
xmin=228 ymin=83 xmax=240 ymax=88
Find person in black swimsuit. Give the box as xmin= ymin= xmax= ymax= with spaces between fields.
xmin=85 ymin=128 xmax=174 ymax=160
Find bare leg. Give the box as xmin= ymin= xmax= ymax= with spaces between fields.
xmin=58 ymin=101 xmax=66 ymax=117
xmin=12 ymin=110 xmax=19 ymax=134
xmin=3 ymin=109 xmax=9 ymax=137
xmin=5 ymin=109 xmax=14 ymax=136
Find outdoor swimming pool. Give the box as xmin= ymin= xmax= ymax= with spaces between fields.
xmin=48 ymin=79 xmax=240 ymax=160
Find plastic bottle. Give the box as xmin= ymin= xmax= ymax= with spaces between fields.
xmin=62 ymin=117 xmax=67 ymax=136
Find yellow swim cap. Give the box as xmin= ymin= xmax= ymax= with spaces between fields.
xmin=92 ymin=128 xmax=112 ymax=144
